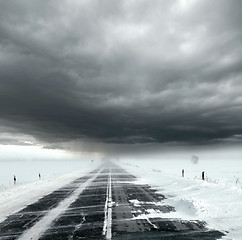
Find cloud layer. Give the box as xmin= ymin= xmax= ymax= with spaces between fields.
xmin=0 ymin=0 xmax=242 ymax=148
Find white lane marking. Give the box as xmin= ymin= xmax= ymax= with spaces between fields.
xmin=102 ymin=182 xmax=109 ymax=236
xmin=17 ymin=169 xmax=103 ymax=240
xmin=103 ymin=168 xmax=113 ymax=239
xmin=107 ymin=169 xmax=112 ymax=240
xmin=107 ymin=206 xmax=112 ymax=239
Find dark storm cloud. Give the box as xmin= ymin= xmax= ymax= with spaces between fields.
xmin=0 ymin=0 xmax=242 ymax=148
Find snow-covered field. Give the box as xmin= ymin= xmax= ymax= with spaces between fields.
xmin=0 ymin=159 xmax=99 ymax=191
xmin=118 ymin=159 xmax=242 ymax=240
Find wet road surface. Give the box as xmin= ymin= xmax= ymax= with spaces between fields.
xmin=0 ymin=164 xmax=225 ymax=239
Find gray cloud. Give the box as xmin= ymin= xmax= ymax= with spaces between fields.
xmin=0 ymin=0 xmax=242 ymax=149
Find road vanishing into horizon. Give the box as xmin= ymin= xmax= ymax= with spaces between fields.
xmin=0 ymin=164 xmax=225 ymax=240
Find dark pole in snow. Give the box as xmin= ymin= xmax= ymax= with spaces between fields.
xmin=202 ymin=171 xmax=205 ymax=180
xmin=182 ymin=169 xmax=184 ymax=177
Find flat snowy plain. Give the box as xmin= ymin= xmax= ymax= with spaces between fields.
xmin=0 ymin=158 xmax=242 ymax=239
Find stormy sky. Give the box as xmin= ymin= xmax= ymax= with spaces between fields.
xmin=0 ymin=0 xmax=242 ymax=156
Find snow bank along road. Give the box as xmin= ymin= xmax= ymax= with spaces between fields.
xmin=0 ymin=164 xmax=225 ymax=240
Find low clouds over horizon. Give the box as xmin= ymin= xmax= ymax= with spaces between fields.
xmin=0 ymin=0 xmax=242 ymax=151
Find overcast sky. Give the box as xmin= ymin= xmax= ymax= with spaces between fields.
xmin=0 ymin=0 xmax=242 ymax=157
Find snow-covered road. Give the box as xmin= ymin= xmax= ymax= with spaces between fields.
xmin=0 ymin=163 xmax=226 ymax=240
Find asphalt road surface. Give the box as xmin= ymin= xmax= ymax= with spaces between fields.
xmin=0 ymin=164 xmax=225 ymax=240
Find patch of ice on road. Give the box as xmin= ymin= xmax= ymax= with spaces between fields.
xmin=129 ymin=199 xmax=141 ymax=207
xmin=129 ymin=199 xmax=165 ymax=207
xmin=129 ymin=198 xmax=175 ymax=220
